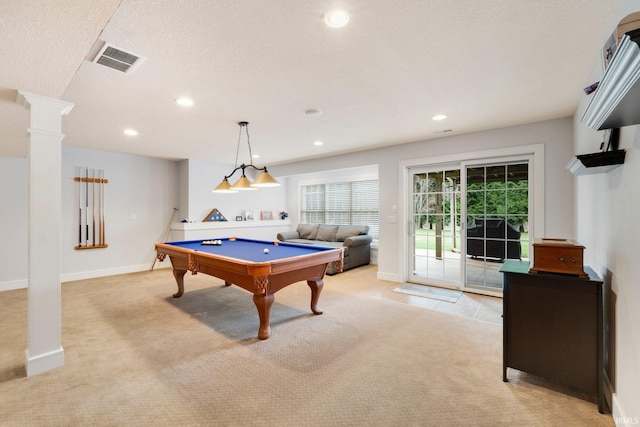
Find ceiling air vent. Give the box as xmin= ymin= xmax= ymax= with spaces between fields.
xmin=92 ymin=43 xmax=145 ymax=74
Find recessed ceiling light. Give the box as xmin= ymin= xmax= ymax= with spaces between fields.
xmin=313 ymin=141 xmax=324 ymax=146
xmin=432 ymin=114 xmax=447 ymax=121
xmin=305 ymin=109 xmax=323 ymax=116
xmin=323 ymin=9 xmax=349 ymax=28
xmin=124 ymin=129 xmax=138 ymax=136
xmin=176 ymin=97 xmax=194 ymax=107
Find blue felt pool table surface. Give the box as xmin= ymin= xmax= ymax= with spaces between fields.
xmin=163 ymin=237 xmax=336 ymax=263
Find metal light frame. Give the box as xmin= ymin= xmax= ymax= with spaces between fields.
xmin=213 ymin=121 xmax=280 ymax=193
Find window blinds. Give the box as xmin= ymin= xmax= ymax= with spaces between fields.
xmin=301 ymin=180 xmax=379 ymax=238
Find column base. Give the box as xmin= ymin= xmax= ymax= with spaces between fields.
xmin=26 ymin=346 xmax=64 ymax=377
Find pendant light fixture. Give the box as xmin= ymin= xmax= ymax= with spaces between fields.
xmin=213 ymin=121 xmax=280 ymax=193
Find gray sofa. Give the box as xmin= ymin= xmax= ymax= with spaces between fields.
xmin=277 ymin=224 xmax=372 ymax=275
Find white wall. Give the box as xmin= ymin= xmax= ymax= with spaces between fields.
xmin=573 ymin=1 xmax=640 ymax=421
xmin=181 ymin=158 xmax=288 ymax=223
xmin=0 ymin=156 xmax=28 ymax=289
xmin=0 ymin=147 xmax=180 ymax=289
xmin=60 ymin=147 xmax=179 ymax=281
xmin=273 ymin=117 xmax=575 ymax=282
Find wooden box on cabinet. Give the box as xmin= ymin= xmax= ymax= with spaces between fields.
xmin=529 ymin=238 xmax=587 ymax=278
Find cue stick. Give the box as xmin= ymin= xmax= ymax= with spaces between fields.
xmin=98 ymin=169 xmax=102 ymax=245
xmin=85 ymin=167 xmax=89 ymax=247
xmin=149 ymin=207 xmax=179 ymax=271
xmin=78 ymin=167 xmax=82 ymax=247
xmin=92 ymin=168 xmax=96 ymax=246
xmin=100 ymin=169 xmax=105 ymax=245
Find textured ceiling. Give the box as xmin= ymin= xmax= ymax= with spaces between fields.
xmin=0 ymin=0 xmax=623 ymax=165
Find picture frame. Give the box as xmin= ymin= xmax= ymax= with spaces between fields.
xmin=245 ymin=210 xmax=254 ymax=220
xmin=235 ymin=215 xmax=244 ymax=221
xmin=260 ymin=210 xmax=274 ymax=220
xmin=202 ymin=208 xmax=227 ymax=222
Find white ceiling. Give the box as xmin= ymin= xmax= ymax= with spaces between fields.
xmin=0 ymin=0 xmax=623 ymax=166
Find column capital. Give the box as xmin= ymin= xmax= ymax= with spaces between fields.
xmin=16 ymin=90 xmax=74 ymax=115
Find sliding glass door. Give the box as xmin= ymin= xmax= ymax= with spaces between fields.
xmin=408 ymin=158 xmax=531 ymax=295
xmin=409 ymin=165 xmax=462 ymax=289
xmin=464 ymin=162 xmax=529 ymax=293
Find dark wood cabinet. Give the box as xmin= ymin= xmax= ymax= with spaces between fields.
xmin=500 ymin=260 xmax=605 ymax=413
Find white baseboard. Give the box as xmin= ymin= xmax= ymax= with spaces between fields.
xmin=0 ymin=279 xmax=28 ymax=292
xmin=612 ymin=393 xmax=639 ymax=426
xmin=26 ymin=346 xmax=64 ymax=377
xmin=376 ymin=271 xmax=402 ymax=282
xmin=61 ymin=262 xmax=170 ymax=283
xmin=0 ymin=263 xmax=171 ymax=292
xmin=604 ymin=373 xmax=614 ymax=416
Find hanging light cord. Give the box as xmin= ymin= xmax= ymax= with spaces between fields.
xmin=234 ymin=121 xmax=253 ymax=169
xmin=227 ymin=121 xmax=263 ymax=179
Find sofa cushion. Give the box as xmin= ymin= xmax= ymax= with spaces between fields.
xmin=316 ymin=225 xmax=339 ymax=241
xmin=297 ymin=224 xmax=319 ymax=240
xmin=336 ymin=225 xmax=369 ymax=242
xmin=285 ymin=239 xmax=344 ymax=249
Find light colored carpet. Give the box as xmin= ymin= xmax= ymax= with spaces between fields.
xmin=393 ymin=283 xmax=462 ymax=303
xmin=0 ymin=265 xmax=612 ymax=426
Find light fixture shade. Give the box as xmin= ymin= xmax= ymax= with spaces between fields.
xmin=213 ymin=178 xmax=238 ymax=193
xmin=231 ymin=175 xmax=256 ymax=190
xmin=251 ymin=171 xmax=280 ymax=187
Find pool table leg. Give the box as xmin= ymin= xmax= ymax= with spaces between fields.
xmin=307 ymin=279 xmax=324 ymax=315
xmin=172 ymin=268 xmax=187 ymax=298
xmin=253 ymin=293 xmax=275 ymax=340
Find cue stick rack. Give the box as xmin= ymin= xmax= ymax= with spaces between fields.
xmin=74 ymin=167 xmax=108 ymax=250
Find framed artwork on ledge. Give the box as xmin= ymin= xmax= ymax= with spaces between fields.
xmin=245 ymin=210 xmax=254 ymax=220
xmin=261 ymin=210 xmax=274 ymax=220
xmin=203 ymin=208 xmax=227 ymax=222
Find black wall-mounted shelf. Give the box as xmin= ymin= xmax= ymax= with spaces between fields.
xmin=566 ymin=149 xmax=626 ymax=175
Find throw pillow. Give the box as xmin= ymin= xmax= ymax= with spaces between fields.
xmin=336 ymin=225 xmax=369 ymax=241
xmin=297 ymin=224 xmax=319 ymax=240
xmin=316 ymin=225 xmax=339 ymax=241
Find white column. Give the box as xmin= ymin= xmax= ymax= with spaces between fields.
xmin=16 ymin=91 xmax=74 ymax=376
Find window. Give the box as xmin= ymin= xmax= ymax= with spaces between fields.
xmin=301 ymin=180 xmax=379 ymax=238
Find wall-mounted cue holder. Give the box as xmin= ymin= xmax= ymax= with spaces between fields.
xmin=74 ymin=167 xmax=109 ymax=250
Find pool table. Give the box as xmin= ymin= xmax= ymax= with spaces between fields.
xmin=155 ymin=237 xmax=343 ymax=339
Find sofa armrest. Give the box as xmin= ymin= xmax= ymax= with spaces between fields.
xmin=277 ymin=231 xmax=300 ymax=241
xmin=343 ymin=235 xmax=373 ymax=247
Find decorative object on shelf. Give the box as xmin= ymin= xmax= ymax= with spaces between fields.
xmin=202 ymin=208 xmax=227 ymax=222
xmin=261 ymin=210 xmax=274 ymax=220
xmin=279 ymin=210 xmax=288 ymax=220
xmin=528 ymin=238 xmax=587 ymax=278
xmin=583 ymin=81 xmax=599 ymax=95
xmin=74 ymin=167 xmax=108 ymax=250
xmin=212 ymin=121 xmax=280 ymax=193
xmin=235 ymin=216 xmax=244 ymax=221
xmin=245 ymin=210 xmax=254 ymax=220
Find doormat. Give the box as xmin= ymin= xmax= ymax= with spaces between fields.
xmin=393 ymin=283 xmax=462 ymax=303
